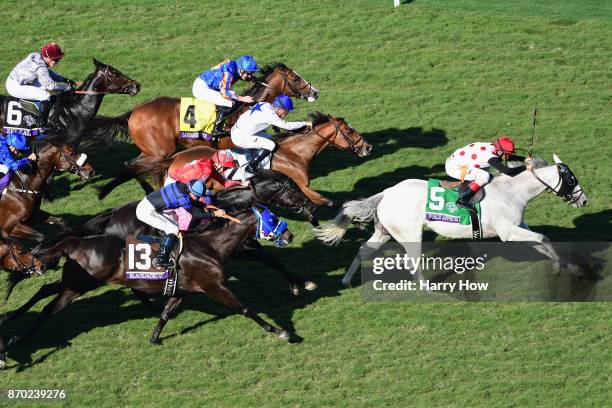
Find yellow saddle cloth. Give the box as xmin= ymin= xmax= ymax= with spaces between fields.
xmin=179 ymin=98 xmax=216 ymax=133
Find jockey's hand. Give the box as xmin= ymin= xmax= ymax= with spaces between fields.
xmin=28 ymin=153 xmax=38 ymax=161
xmin=306 ymin=121 xmax=314 ymax=128
xmin=66 ymin=79 xmax=77 ymax=91
xmin=238 ymin=95 xmax=255 ymax=104
xmin=240 ymin=180 xmax=250 ymax=187
xmin=213 ymin=208 xmax=226 ymax=217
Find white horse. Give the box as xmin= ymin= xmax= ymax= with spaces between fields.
xmin=315 ymin=154 xmax=588 ymax=287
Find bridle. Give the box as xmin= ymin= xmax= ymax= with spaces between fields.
xmin=530 ymin=164 xmax=584 ymax=205
xmin=75 ymin=65 xmax=136 ymax=95
xmin=311 ymin=119 xmax=365 ymax=154
xmin=1 ymin=241 xmax=38 ymax=276
xmin=279 ymin=69 xmax=315 ymax=100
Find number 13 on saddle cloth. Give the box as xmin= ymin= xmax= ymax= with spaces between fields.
xmin=179 ymin=97 xmax=216 ymax=134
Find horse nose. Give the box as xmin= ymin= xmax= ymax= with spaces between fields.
xmin=361 ymin=143 xmax=373 ymax=157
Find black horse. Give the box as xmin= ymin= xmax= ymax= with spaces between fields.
xmin=1 ymin=199 xmax=300 ymax=358
xmin=0 ymin=58 xmax=140 ymax=145
xmin=77 ymin=170 xmax=318 ymax=294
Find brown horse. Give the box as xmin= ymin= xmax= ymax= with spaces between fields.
xmin=87 ymin=64 xmax=318 ymax=194
xmin=0 ymin=142 xmax=94 ymax=242
xmin=90 ymin=63 xmax=318 ymax=158
xmin=1 ymin=209 xmax=295 ymax=355
xmin=102 ymin=112 xmax=372 ymax=206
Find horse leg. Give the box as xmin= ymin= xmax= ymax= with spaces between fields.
xmin=8 ymin=288 xmax=82 ymax=347
xmin=131 ymin=288 xmax=159 ymax=312
xmin=149 ymin=297 xmax=183 ymax=344
xmin=236 ymin=240 xmax=316 ymax=296
xmin=8 ymin=222 xmax=45 ymax=242
xmin=498 ymin=224 xmax=565 ymax=271
xmin=0 ymin=335 xmax=6 ymax=369
xmin=0 ymin=281 xmax=63 ymax=327
xmin=342 ymin=222 xmax=391 ymax=288
xmin=299 ymin=184 xmax=334 ymax=207
xmin=203 ymin=281 xmax=290 ymax=340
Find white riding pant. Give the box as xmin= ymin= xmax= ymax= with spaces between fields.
xmin=192 ymin=77 xmax=233 ymax=107
xmin=135 ymin=198 xmax=179 ymax=235
xmin=5 ymin=78 xmax=51 ymax=101
xmin=231 ymin=130 xmax=276 ymax=151
xmin=445 ymin=158 xmax=491 ymax=186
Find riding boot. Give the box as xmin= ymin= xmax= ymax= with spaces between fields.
xmin=37 ymin=99 xmax=59 ymax=137
xmin=212 ymin=106 xmax=232 ymax=135
xmin=456 ymin=185 xmax=478 ymax=209
xmin=153 ymin=233 xmax=177 ymax=268
xmin=246 ymin=149 xmax=271 ymax=174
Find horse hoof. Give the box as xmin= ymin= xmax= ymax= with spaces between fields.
xmin=326 ymin=201 xmax=335 ymax=208
xmin=304 ymin=281 xmax=317 ymax=291
xmin=0 ymin=354 xmax=5 ymax=370
xmin=277 ymin=331 xmax=290 ymax=341
xmin=149 ymin=336 xmax=162 ymax=345
xmin=290 ymin=285 xmax=300 ymax=297
xmin=0 ymin=313 xmax=13 ymax=327
xmin=7 ymin=336 xmax=20 ymax=348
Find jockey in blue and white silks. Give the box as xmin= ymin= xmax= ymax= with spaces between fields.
xmin=0 ymin=132 xmax=38 ymax=196
xmin=135 ymin=179 xmax=225 ymax=267
xmin=192 ymin=56 xmax=259 ymax=133
xmin=230 ymin=94 xmax=312 ymax=173
xmin=5 ymin=42 xmax=75 ymax=135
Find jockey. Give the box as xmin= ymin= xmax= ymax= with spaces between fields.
xmin=193 ymin=56 xmax=259 ymax=134
xmin=167 ymin=151 xmax=247 ymax=188
xmin=5 ymin=42 xmax=76 ymax=135
xmin=445 ymin=137 xmax=532 ymax=208
xmin=0 ymin=132 xmax=38 ymax=190
xmin=136 ymin=179 xmax=227 ymax=267
xmin=231 ymin=94 xmax=312 ymax=173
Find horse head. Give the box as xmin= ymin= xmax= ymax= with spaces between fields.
xmin=249 ymin=170 xmax=318 ymax=224
xmin=86 ymin=58 xmax=140 ymax=96
xmin=307 ymin=112 xmax=372 ymax=157
xmin=0 ymin=239 xmax=45 ymax=277
xmin=52 ymin=143 xmax=95 ymax=180
xmin=551 ymin=154 xmax=587 ymax=208
xmin=256 ymin=63 xmax=319 ymax=102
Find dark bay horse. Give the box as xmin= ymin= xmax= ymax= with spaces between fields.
xmin=1 ymin=59 xmax=140 ymax=145
xmin=77 ymin=170 xmax=316 ymax=294
xmin=106 ymin=112 xmax=372 ymax=207
xmin=1 ymin=209 xmax=296 ymax=356
xmin=0 ymin=142 xmax=94 ymax=242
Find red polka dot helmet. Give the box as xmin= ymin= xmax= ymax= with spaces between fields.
xmin=493 ymin=137 xmax=515 ymax=155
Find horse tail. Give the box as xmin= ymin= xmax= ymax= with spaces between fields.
xmin=130 ymin=157 xmax=174 ymax=187
xmin=36 ymin=236 xmax=82 ymax=269
xmin=97 ymin=157 xmax=172 ymax=200
xmin=81 ymin=209 xmax=114 ymax=235
xmin=314 ymin=192 xmax=384 ymax=246
xmin=78 ymin=111 xmax=132 ymax=145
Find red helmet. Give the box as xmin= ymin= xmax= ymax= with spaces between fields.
xmin=41 ymin=42 xmax=64 ymax=60
xmin=212 ymin=151 xmax=236 ymax=168
xmin=493 ymin=137 xmax=515 ymax=155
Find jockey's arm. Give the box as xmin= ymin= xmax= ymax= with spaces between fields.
xmin=35 ymin=65 xmax=71 ymax=92
xmin=220 ymin=72 xmax=239 ymax=102
xmin=487 ymin=157 xmax=526 ymax=176
xmin=189 ymin=205 xmax=213 ymax=221
xmin=268 ymin=114 xmax=308 ymax=132
xmin=3 ymin=155 xmax=32 ymax=172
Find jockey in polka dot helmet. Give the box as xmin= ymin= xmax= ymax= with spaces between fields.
xmin=444 ymin=137 xmax=533 ymax=209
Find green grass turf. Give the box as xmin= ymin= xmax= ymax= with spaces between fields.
xmin=0 ymin=1 xmax=610 ymax=406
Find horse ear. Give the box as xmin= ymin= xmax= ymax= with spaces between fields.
xmin=92 ymin=58 xmax=104 ymax=68
xmin=553 ymin=153 xmax=563 ymax=164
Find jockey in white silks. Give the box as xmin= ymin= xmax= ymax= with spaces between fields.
xmin=445 ymin=137 xmax=533 ymax=208
xmin=230 ymin=94 xmax=312 ymax=173
xmin=5 ymin=42 xmax=76 ymax=135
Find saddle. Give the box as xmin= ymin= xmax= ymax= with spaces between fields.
xmin=1 ymin=96 xmax=42 ymax=137
xmin=124 ymin=234 xmax=184 ymax=296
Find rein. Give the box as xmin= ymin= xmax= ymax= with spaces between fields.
xmin=2 ymin=241 xmax=36 ymax=275
xmin=310 ymin=120 xmax=363 ymax=153
xmin=530 ymin=166 xmax=584 ymax=205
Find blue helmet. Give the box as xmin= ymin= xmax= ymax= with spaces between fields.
xmin=5 ymin=132 xmax=29 ymax=151
xmin=236 ymin=55 xmax=258 ymax=73
xmin=272 ymin=94 xmax=294 ymax=112
xmin=187 ymin=179 xmax=206 ymax=197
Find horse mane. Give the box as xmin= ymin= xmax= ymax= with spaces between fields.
xmin=271 ymin=111 xmax=332 ymax=144
xmin=244 ymin=63 xmax=289 ymax=97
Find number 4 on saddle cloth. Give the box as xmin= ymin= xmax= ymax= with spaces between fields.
xmin=178 ymin=98 xmax=217 ymax=141
xmin=1 ymin=96 xmax=45 ymax=138
xmin=425 ymin=179 xmax=483 ymax=240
